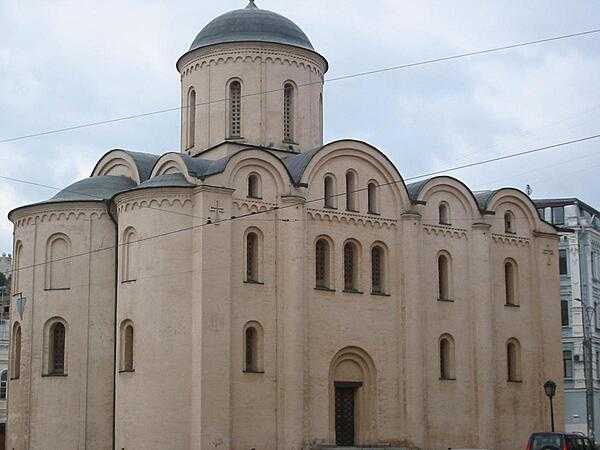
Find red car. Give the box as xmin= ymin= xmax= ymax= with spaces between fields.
xmin=526 ymin=432 xmax=597 ymax=450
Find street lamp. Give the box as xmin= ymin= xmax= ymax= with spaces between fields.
xmin=544 ymin=380 xmax=557 ymax=432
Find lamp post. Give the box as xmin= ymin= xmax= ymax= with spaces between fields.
xmin=544 ymin=380 xmax=557 ymax=432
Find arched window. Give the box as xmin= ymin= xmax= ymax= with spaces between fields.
xmin=13 ymin=241 xmax=23 ymax=294
xmin=10 ymin=323 xmax=20 ymax=379
xmin=283 ymin=82 xmax=295 ymax=142
xmin=187 ymin=88 xmax=196 ymax=149
xmin=343 ymin=241 xmax=359 ymax=292
xmin=0 ymin=370 xmax=7 ymax=399
xmin=122 ymin=228 xmax=138 ymax=282
xmin=371 ymin=245 xmax=385 ymax=294
xmin=439 ymin=202 xmax=450 ymax=225
xmin=229 ymin=80 xmax=242 ymax=138
xmin=246 ymin=231 xmax=260 ymax=283
xmin=367 ymin=182 xmax=378 ymax=214
xmin=507 ymin=338 xmax=522 ymax=381
xmin=439 ymin=334 xmax=456 ymax=380
xmin=315 ymin=238 xmax=331 ymax=289
xmin=243 ymin=322 xmax=263 ymax=373
xmin=345 ymin=171 xmax=357 ymax=211
xmin=505 ymin=259 xmax=518 ymax=306
xmin=45 ymin=234 xmax=71 ymax=290
xmin=324 ymin=175 xmax=336 ymax=208
xmin=48 ymin=321 xmax=66 ymax=375
xmin=120 ymin=320 xmax=134 ymax=372
xmin=247 ymin=173 xmax=261 ymax=199
xmin=438 ymin=253 xmax=451 ymax=301
xmin=504 ymin=211 xmax=516 ymax=234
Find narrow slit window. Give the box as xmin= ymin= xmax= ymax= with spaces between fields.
xmin=505 ymin=260 xmax=517 ymax=305
xmin=345 ymin=171 xmax=357 ymax=211
xmin=368 ymin=183 xmax=378 ymax=214
xmin=246 ymin=232 xmax=259 ymax=282
xmin=504 ymin=211 xmax=515 ymax=234
xmin=507 ymin=339 xmax=521 ymax=381
xmin=438 ymin=254 xmax=450 ymax=300
xmin=245 ymin=327 xmax=258 ymax=372
xmin=229 ymin=81 xmax=242 ymax=138
xmin=344 ymin=241 xmax=359 ymax=291
xmin=439 ymin=203 xmax=450 ymax=225
xmin=187 ymin=88 xmax=196 ymax=149
xmin=324 ymin=176 xmax=335 ymax=208
xmin=0 ymin=371 xmax=7 ymax=399
xmin=49 ymin=322 xmax=66 ymax=375
xmin=247 ymin=173 xmax=261 ymax=199
xmin=11 ymin=323 xmax=20 ymax=379
xmin=315 ymin=239 xmax=331 ymax=289
xmin=120 ymin=321 xmax=134 ymax=372
xmin=371 ymin=246 xmax=384 ymax=294
xmin=440 ymin=335 xmax=455 ymax=380
xmin=283 ymin=83 xmax=295 ymax=142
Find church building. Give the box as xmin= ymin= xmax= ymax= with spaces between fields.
xmin=7 ymin=2 xmax=564 ymax=449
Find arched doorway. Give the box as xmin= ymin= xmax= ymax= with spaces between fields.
xmin=329 ymin=347 xmax=376 ymax=446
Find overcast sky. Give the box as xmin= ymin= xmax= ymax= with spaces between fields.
xmin=1 ymin=0 xmax=599 ymax=252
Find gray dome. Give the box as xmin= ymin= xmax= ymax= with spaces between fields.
xmin=189 ymin=1 xmax=314 ymax=52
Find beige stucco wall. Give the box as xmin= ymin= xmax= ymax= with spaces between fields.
xmin=7 ymin=203 xmax=115 ymax=450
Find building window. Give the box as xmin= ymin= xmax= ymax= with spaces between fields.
xmin=563 ymin=350 xmax=573 ymax=379
xmin=315 ymin=238 xmax=331 ymax=289
xmin=439 ymin=202 xmax=450 ymax=225
xmin=45 ymin=234 xmax=71 ymax=290
xmin=371 ymin=245 xmax=385 ymax=294
xmin=507 ymin=338 xmax=522 ymax=382
xmin=504 ymin=211 xmax=516 ymax=234
xmin=345 ymin=171 xmax=357 ymax=212
xmin=438 ymin=253 xmax=451 ymax=301
xmin=505 ymin=259 xmax=518 ymax=306
xmin=247 ymin=173 xmax=261 ymax=199
xmin=229 ymin=80 xmax=242 ymax=138
xmin=343 ymin=241 xmax=359 ymax=292
xmin=0 ymin=370 xmax=7 ymax=399
xmin=537 ymin=208 xmax=546 ymax=220
xmin=48 ymin=321 xmax=66 ymax=375
xmin=592 ymin=252 xmax=599 ymax=280
xmin=120 ymin=320 xmax=134 ymax=372
xmin=187 ymin=88 xmax=196 ymax=149
xmin=559 ymin=249 xmax=568 ymax=275
xmin=367 ymin=182 xmax=378 ymax=214
xmin=561 ymin=299 xmax=570 ymax=326
xmin=283 ymin=82 xmax=295 ymax=142
xmin=243 ymin=322 xmax=263 ymax=373
xmin=122 ymin=227 xmax=138 ymax=282
xmin=596 ymin=302 xmax=600 ymax=330
xmin=324 ymin=175 xmax=336 ymax=208
xmin=13 ymin=241 xmax=22 ymax=294
xmin=439 ymin=334 xmax=455 ymax=380
xmin=552 ymin=206 xmax=565 ymax=225
xmin=11 ymin=323 xmax=21 ymax=379
xmin=596 ymin=351 xmax=600 ymax=380
xmin=245 ymin=231 xmax=260 ymax=283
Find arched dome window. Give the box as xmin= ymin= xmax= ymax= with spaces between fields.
xmin=438 ymin=252 xmax=452 ymax=301
xmin=507 ymin=338 xmax=522 ymax=381
xmin=283 ymin=82 xmax=295 ymax=143
xmin=504 ymin=211 xmax=516 ymax=234
xmin=324 ymin=175 xmax=336 ymax=208
xmin=439 ymin=334 xmax=456 ymax=380
xmin=187 ymin=88 xmax=196 ymax=149
xmin=315 ymin=238 xmax=332 ymax=289
xmin=367 ymin=182 xmax=378 ymax=214
xmin=439 ymin=202 xmax=450 ymax=225
xmin=505 ymin=259 xmax=518 ymax=306
xmin=120 ymin=320 xmax=135 ymax=372
xmin=343 ymin=240 xmax=360 ymax=292
xmin=247 ymin=173 xmax=261 ymax=199
xmin=45 ymin=234 xmax=71 ymax=290
xmin=229 ymin=80 xmax=242 ymax=138
xmin=345 ymin=170 xmax=358 ymax=212
xmin=11 ymin=323 xmax=21 ymax=379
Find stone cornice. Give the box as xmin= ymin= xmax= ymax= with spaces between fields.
xmin=306 ymin=208 xmax=396 ymax=229
xmin=179 ymin=43 xmax=326 ymax=78
xmin=233 ymin=197 xmax=277 ymax=214
xmin=423 ymin=224 xmax=468 ymax=240
xmin=491 ymin=233 xmax=531 ymax=247
xmin=116 ymin=191 xmax=193 ymax=215
xmin=12 ymin=203 xmax=108 ymax=229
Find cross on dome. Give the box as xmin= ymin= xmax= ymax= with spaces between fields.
xmin=246 ymin=0 xmax=258 ymax=9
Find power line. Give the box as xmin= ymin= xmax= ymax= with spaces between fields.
xmin=7 ymin=131 xmax=600 ymax=274
xmin=2 ymin=28 xmax=600 ymax=144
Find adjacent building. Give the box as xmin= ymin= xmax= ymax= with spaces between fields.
xmin=535 ymin=198 xmax=600 ymax=435
xmin=6 ymin=2 xmax=564 ymax=450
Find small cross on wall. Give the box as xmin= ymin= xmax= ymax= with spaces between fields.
xmin=209 ymin=200 xmax=225 ymax=221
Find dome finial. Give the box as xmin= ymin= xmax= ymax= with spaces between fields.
xmin=246 ymin=0 xmax=258 ymax=9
